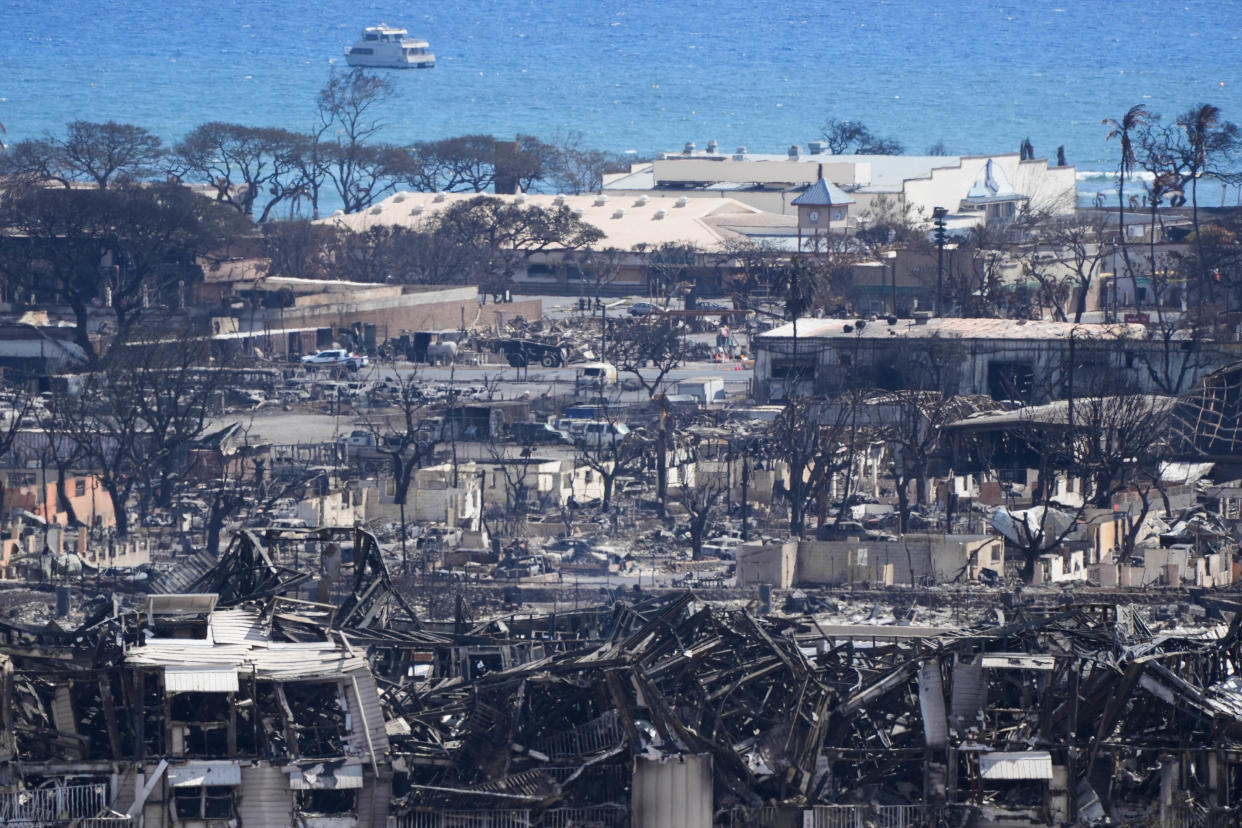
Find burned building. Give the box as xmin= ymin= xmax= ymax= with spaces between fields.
xmin=752 ymin=317 xmax=1239 ymax=403
xmin=0 ymin=590 xmax=394 ymax=826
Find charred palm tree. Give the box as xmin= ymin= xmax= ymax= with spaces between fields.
xmin=1103 ymin=104 xmax=1150 ymax=318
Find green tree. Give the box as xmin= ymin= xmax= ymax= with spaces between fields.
xmin=172 ymin=123 xmax=307 ymax=221
xmin=821 ymin=118 xmax=904 ymax=155
xmin=0 ymin=121 xmax=162 ymax=189
xmin=0 ymin=183 xmax=250 ymax=361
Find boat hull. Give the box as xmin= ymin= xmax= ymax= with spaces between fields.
xmin=345 ymin=54 xmax=436 ymax=69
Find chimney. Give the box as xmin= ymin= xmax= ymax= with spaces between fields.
xmin=705 ymin=139 xmax=719 ymax=154
xmin=788 ymin=145 xmax=800 ymax=159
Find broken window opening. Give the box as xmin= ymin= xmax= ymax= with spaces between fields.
xmin=149 ymin=614 xmax=210 ymax=640
xmin=172 ymin=785 xmax=235 ymax=821
xmin=296 ymin=787 xmax=358 ymax=816
xmin=283 ymin=681 xmax=348 ymax=758
xmin=770 ymin=356 xmax=816 ymax=380
xmin=170 ymin=692 xmax=232 ymax=758
xmin=142 ymin=671 xmax=164 ymax=756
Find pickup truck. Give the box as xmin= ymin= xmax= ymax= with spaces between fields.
xmin=300 ymin=349 xmax=369 ymax=371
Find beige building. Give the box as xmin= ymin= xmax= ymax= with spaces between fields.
xmin=476 ymin=456 xmax=604 ymax=510
xmin=324 ymin=190 xmax=792 ymax=295
xmin=736 ymin=534 xmax=1003 ymax=588
xmin=408 ymin=462 xmax=483 ymax=530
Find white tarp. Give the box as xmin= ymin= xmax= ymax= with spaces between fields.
xmin=991 ymin=506 xmax=1075 ymax=547
xmin=979 ymin=751 xmax=1053 ymax=780
xmin=168 ymin=762 xmax=242 ymax=787
xmin=288 ymin=763 xmax=364 ymax=790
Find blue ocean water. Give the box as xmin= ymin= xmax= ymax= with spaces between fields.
xmin=3 ymin=0 xmax=1241 ymax=203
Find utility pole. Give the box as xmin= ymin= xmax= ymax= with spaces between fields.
xmin=657 ymin=396 xmax=668 ymax=517
xmin=741 ymin=449 xmax=751 ymax=542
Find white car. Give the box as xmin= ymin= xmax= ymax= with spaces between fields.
xmin=300 ymin=349 xmax=369 ymax=371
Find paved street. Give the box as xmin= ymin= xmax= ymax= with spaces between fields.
xmin=220 ymin=359 xmax=755 ymax=446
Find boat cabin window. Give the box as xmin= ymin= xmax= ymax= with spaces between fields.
xmin=365 ymin=33 xmax=379 ymax=40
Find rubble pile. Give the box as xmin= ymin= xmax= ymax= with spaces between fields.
xmin=1 ymin=524 xmax=1242 ymax=825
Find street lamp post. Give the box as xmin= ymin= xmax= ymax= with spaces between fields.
xmin=933 ymin=207 xmax=949 ymax=316
xmin=883 ymin=250 xmax=898 ymax=315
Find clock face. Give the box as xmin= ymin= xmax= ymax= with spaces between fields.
xmin=808 ymin=210 xmax=820 ymax=222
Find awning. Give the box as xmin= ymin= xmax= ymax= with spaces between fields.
xmin=168 ymin=761 xmax=242 ymax=787
xmin=289 ymin=763 xmax=364 ymax=790
xmin=979 ymin=751 xmax=1054 ymax=780
xmin=980 ymin=654 xmax=1056 ymax=671
xmin=164 ymin=668 xmax=240 ymax=693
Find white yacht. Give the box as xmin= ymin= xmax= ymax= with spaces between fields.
xmin=345 ymin=24 xmax=435 ymax=69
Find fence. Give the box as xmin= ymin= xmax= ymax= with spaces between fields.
xmin=539 ymin=805 xmax=627 ymax=827
xmin=76 ymin=817 xmax=134 ymax=828
xmin=804 ymin=804 xmax=936 ymax=828
xmin=1163 ymin=804 xmax=1240 ymax=828
xmin=399 ymin=811 xmax=532 ymax=828
xmin=399 ymin=809 xmax=627 ymax=828
xmin=0 ymin=783 xmax=109 ymax=824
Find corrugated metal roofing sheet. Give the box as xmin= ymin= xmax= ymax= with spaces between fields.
xmin=760 ymin=317 xmax=1139 ymax=343
xmin=164 ymin=667 xmax=240 ymax=693
xmin=145 ymin=550 xmax=218 ymax=594
xmin=979 ymin=751 xmax=1054 ymax=780
xmin=288 ymin=763 xmax=364 ymax=790
xmin=168 ymin=761 xmax=242 ymax=787
xmin=209 ymin=608 xmax=267 ymax=644
xmin=126 ymin=641 xmax=369 ymax=681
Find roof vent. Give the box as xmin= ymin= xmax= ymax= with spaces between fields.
xmin=612 ymin=208 xmax=626 ymax=219
xmin=573 ymin=208 xmax=585 ymax=217
xmin=706 ymin=139 xmax=719 ymax=154
xmin=392 ymin=194 xmax=406 ymax=203
xmin=653 ymin=209 xmax=668 ymax=220
xmin=514 ymin=193 xmax=526 ymax=204
xmin=635 ymin=195 xmax=649 ymax=206
xmin=913 ymin=311 xmax=932 ymax=325
xmin=331 ymin=209 xmax=345 ymax=217
xmin=369 ymin=206 xmax=384 ymax=215
xmin=410 ymin=204 xmax=425 ymax=215
xmin=736 ymin=146 xmax=747 ymax=154
xmin=433 ymin=192 xmax=446 ymax=202
xmin=553 ymin=193 xmax=566 ymax=204
xmin=594 ymin=195 xmax=609 ymax=206
xmin=788 ymin=145 xmax=800 ymax=158
xmin=683 ymin=141 xmax=696 ymax=155
xmin=843 ymin=324 xmax=853 ymax=333
xmin=675 ymin=196 xmax=690 ymax=207
xmin=808 ymin=141 xmax=827 ymax=155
